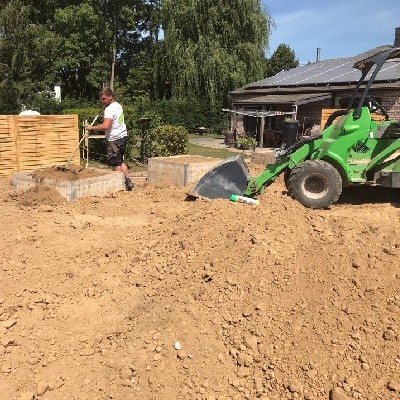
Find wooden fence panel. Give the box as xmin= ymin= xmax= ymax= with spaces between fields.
xmin=0 ymin=115 xmax=79 ymax=177
xmin=0 ymin=116 xmax=18 ymax=176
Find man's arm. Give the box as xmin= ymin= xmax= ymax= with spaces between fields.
xmin=86 ymin=118 xmax=112 ymax=132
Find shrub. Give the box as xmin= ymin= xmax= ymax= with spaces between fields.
xmin=136 ymin=98 xmax=230 ymax=134
xmin=29 ymin=94 xmax=63 ymax=115
xmin=141 ymin=124 xmax=188 ymax=160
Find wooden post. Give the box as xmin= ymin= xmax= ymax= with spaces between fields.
xmin=259 ymin=107 xmax=265 ymax=148
xmin=232 ymin=107 xmax=237 ymax=133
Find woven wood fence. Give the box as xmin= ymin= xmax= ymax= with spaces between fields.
xmin=320 ymin=108 xmax=386 ymax=129
xmin=0 ymin=115 xmax=79 ymax=177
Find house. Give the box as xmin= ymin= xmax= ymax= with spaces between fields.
xmin=228 ymin=27 xmax=400 ymax=148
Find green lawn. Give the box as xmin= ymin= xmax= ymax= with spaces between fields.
xmin=188 ymin=133 xmax=224 ymax=140
xmin=187 ymin=143 xmax=233 ymax=159
xmin=188 ymin=132 xmax=234 ymax=158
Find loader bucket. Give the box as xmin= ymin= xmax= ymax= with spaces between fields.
xmin=190 ymin=155 xmax=250 ymax=199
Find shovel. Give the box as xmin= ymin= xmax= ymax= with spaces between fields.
xmin=58 ymin=114 xmax=99 ymax=172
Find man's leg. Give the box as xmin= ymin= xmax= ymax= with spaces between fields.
xmin=107 ymin=139 xmax=134 ymax=191
xmin=113 ymin=163 xmax=128 ymax=176
xmin=114 ymin=163 xmax=134 ymax=190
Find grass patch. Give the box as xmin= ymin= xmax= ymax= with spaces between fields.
xmin=188 ymin=133 xmax=225 ymax=140
xmin=187 ymin=143 xmax=233 ymax=159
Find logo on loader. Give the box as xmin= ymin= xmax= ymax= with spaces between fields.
xmin=353 ymin=140 xmax=370 ymax=153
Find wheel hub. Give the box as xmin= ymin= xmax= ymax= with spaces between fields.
xmin=302 ymin=174 xmax=328 ymax=199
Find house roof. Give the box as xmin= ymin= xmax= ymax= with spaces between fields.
xmin=232 ymin=81 xmax=400 ymax=97
xmin=238 ymin=46 xmax=400 ymax=91
xmin=233 ymin=93 xmax=331 ymax=106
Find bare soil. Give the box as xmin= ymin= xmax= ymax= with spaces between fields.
xmin=1 ymin=162 xmax=400 ymax=400
xmin=32 ymin=165 xmax=107 ymax=182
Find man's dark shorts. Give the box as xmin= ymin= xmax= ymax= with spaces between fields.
xmin=106 ymin=136 xmax=128 ymax=167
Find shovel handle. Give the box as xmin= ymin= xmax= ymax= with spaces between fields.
xmin=66 ymin=114 xmax=100 ymax=167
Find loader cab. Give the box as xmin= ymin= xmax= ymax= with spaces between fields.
xmin=349 ymin=47 xmax=400 ymax=120
xmin=339 ymin=96 xmax=382 ymax=110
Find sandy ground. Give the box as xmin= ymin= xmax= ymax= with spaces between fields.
xmin=1 ymin=162 xmax=400 ymax=400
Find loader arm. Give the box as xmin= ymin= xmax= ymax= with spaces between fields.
xmin=244 ymin=133 xmax=329 ymax=196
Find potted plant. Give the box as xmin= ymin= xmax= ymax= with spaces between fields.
xmin=237 ymin=136 xmax=257 ymax=150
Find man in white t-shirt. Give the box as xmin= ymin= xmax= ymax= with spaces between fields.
xmin=86 ymin=88 xmax=134 ymax=191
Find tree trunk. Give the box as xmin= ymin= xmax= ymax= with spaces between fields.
xmin=110 ymin=4 xmax=117 ymax=91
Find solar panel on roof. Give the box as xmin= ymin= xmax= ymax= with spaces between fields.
xmin=246 ymin=50 xmax=400 ymax=88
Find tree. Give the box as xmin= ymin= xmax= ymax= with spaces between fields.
xmin=153 ymin=0 xmax=273 ymax=110
xmin=0 ymin=0 xmax=157 ymax=107
xmin=52 ymin=2 xmax=111 ymax=98
xmin=265 ymin=43 xmax=299 ymax=77
xmin=110 ymin=0 xmax=157 ymax=99
xmin=0 ymin=0 xmax=60 ymax=110
xmin=95 ymin=0 xmax=145 ymax=91
xmin=0 ymin=78 xmax=19 ymax=114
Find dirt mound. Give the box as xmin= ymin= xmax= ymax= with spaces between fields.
xmin=0 ymin=167 xmax=399 ymax=400
xmin=11 ymin=185 xmax=66 ymax=208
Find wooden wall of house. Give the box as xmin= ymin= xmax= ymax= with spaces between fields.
xmin=296 ymin=98 xmax=332 ymax=132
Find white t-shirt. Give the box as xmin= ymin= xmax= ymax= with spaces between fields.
xmin=104 ymin=101 xmax=128 ymax=141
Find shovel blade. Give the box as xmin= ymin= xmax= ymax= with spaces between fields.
xmin=190 ymin=155 xmax=249 ymax=199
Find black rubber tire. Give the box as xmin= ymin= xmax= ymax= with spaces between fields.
xmin=283 ymin=168 xmax=291 ymax=189
xmin=323 ymin=110 xmax=348 ymax=130
xmin=287 ymin=160 xmax=342 ymax=209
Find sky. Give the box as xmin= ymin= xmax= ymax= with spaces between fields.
xmin=262 ymin=0 xmax=400 ymax=65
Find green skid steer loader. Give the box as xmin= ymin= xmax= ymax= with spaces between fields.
xmin=191 ymin=47 xmax=400 ymax=209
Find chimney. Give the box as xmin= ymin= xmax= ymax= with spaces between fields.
xmin=316 ymin=47 xmax=321 ymax=62
xmin=395 ymin=27 xmax=400 ymax=47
